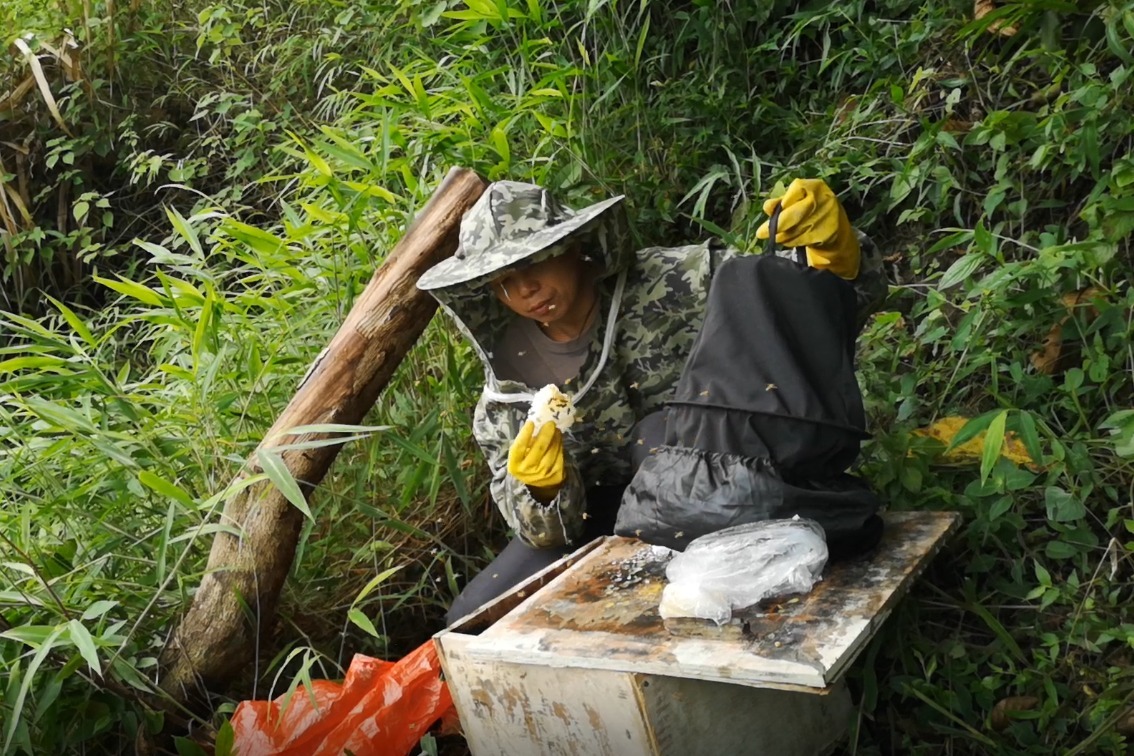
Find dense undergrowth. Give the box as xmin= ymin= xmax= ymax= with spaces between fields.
xmin=2 ymin=0 xmax=1133 ymax=753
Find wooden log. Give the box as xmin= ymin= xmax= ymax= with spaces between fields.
xmin=158 ymin=166 xmax=488 ymax=702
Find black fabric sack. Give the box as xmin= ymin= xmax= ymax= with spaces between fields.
xmin=615 ymin=253 xmax=882 ymax=555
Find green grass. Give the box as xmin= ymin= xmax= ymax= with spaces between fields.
xmin=1 ymin=0 xmax=1133 ymax=753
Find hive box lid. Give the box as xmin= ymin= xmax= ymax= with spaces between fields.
xmin=449 ymin=511 xmax=959 ymax=691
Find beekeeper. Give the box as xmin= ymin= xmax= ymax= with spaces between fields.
xmin=416 ymin=179 xmax=886 ymax=623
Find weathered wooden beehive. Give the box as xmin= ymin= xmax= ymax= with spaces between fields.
xmin=435 ymin=511 xmax=958 ymax=756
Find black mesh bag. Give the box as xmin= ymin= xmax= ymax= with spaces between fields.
xmin=615 ymin=238 xmax=883 ymax=558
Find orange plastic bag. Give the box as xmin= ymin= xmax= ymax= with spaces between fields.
xmin=231 ymin=640 xmax=457 ymax=756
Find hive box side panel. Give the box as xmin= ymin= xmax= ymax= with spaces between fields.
xmin=636 ymin=675 xmax=855 ymax=756
xmin=439 ymin=633 xmax=655 ymax=756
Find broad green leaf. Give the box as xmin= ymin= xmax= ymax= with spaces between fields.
xmin=0 ymin=591 xmax=45 ymax=608
xmin=157 ymin=500 xmax=176 ymax=583
xmin=442 ymin=435 xmax=470 ymax=505
xmin=166 ymin=205 xmax=203 ymax=256
xmin=192 ymin=291 xmax=215 ymax=361
xmin=174 ymin=737 xmax=209 ymax=756
xmin=1 ymin=625 xmax=58 ymax=647
xmin=964 ymin=597 xmax=1024 ymax=663
xmin=341 ymin=181 xmax=399 ymax=202
xmin=973 ymin=220 xmax=997 ymax=258
xmin=1045 ymin=540 xmax=1081 ymax=560
xmin=258 ymin=451 xmax=313 ymax=520
xmin=66 ymin=620 xmax=101 ymax=676
xmin=301 ymin=202 xmax=343 ymax=224
xmin=943 ymin=412 xmax=999 ymax=453
xmin=1100 ymin=410 xmax=1134 ymax=458
xmin=1015 ymin=411 xmax=1044 ymax=466
xmin=21 ymin=398 xmax=97 ymax=434
xmin=421 ymin=0 xmax=447 ymax=25
xmin=314 ymin=131 xmax=375 ymax=173
xmin=352 ymin=565 xmax=404 ymax=606
xmin=634 ymin=13 xmax=651 ymax=67
xmin=348 ymin=608 xmax=382 ymax=638
xmin=980 ymin=410 xmax=1007 ymax=483
xmin=0 ymin=356 xmax=70 ymax=373
xmin=1045 ymin=486 xmax=1086 ymax=522
xmin=270 ymin=434 xmax=376 ymax=453
xmin=988 ymin=497 xmax=1012 ymax=520
xmin=45 ymin=296 xmax=95 ymax=346
xmin=925 ymin=229 xmax=974 ymax=256
xmin=138 ymin=471 xmax=195 ymax=507
xmin=938 ymin=253 xmax=982 ymax=290
xmin=384 ymin=432 xmax=439 ymax=466
xmin=220 ymin=219 xmax=287 ymax=256
xmin=4 ymin=624 xmax=64 ymax=752
xmin=94 ymin=275 xmax=165 ymax=306
xmin=0 ymin=312 xmax=59 ymax=340
xmin=81 ymin=600 xmax=118 ymax=622
xmin=491 ymin=124 xmax=511 ymax=164
xmin=214 ymin=721 xmax=235 ymax=756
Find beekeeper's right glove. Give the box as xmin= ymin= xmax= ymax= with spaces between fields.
xmin=756 ymin=178 xmax=861 ymax=279
xmin=508 ymin=420 xmax=565 ymax=497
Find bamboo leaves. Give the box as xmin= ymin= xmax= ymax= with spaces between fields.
xmin=347 ymin=565 xmax=404 ymax=639
xmin=258 ymin=424 xmax=391 ymax=520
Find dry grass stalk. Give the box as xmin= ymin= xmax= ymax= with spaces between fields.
xmin=10 ymin=37 xmax=73 ymax=136
xmin=0 ymin=153 xmax=33 ymax=234
xmin=0 ymin=75 xmax=37 ymax=114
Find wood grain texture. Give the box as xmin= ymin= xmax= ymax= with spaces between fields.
xmin=459 ymin=511 xmax=960 ymax=691
xmin=158 ymin=167 xmax=488 ymax=702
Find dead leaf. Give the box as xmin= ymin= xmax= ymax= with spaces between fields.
xmin=974 ymin=0 xmax=1020 ymax=37
xmin=42 ymin=32 xmax=83 ymax=83
xmin=942 ymin=118 xmax=973 ymax=134
xmin=990 ymin=696 xmax=1040 ymax=731
xmin=913 ymin=416 xmax=1039 ymax=469
xmin=834 ymin=95 xmax=859 ymax=125
xmin=11 ymin=37 xmax=73 ymax=136
xmin=1116 ymin=708 xmax=1134 ymax=737
xmin=0 ymin=153 xmax=33 ymax=233
xmin=1030 ymin=288 xmax=1105 ymax=375
xmin=0 ymin=75 xmax=37 ymax=115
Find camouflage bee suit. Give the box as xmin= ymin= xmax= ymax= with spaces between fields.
xmin=418 ymin=181 xmax=886 ymax=549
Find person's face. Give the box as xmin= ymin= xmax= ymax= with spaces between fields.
xmin=490 ymin=250 xmax=586 ymax=324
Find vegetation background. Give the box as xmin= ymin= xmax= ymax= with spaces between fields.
xmin=2 ymin=0 xmax=1133 ymax=753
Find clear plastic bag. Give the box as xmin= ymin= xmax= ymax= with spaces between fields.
xmin=658 ymin=518 xmax=829 ymax=625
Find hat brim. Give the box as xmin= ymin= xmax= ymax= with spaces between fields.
xmin=417 ymin=194 xmax=625 ymax=292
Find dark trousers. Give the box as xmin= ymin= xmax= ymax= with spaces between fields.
xmin=445 ymin=486 xmax=625 ymax=626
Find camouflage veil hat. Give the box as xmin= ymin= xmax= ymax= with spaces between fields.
xmin=417 ymin=180 xmax=625 ymax=291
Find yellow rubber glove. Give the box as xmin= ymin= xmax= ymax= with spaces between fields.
xmin=756 ymin=178 xmax=861 ymax=279
xmin=507 ymin=420 xmax=566 ymax=495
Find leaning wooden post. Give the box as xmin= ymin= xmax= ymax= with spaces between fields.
xmin=158 ymin=167 xmax=488 ymax=702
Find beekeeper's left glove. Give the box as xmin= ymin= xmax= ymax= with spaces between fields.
xmin=756 ymin=178 xmax=861 ymax=279
xmin=508 ymin=420 xmax=566 ymax=496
